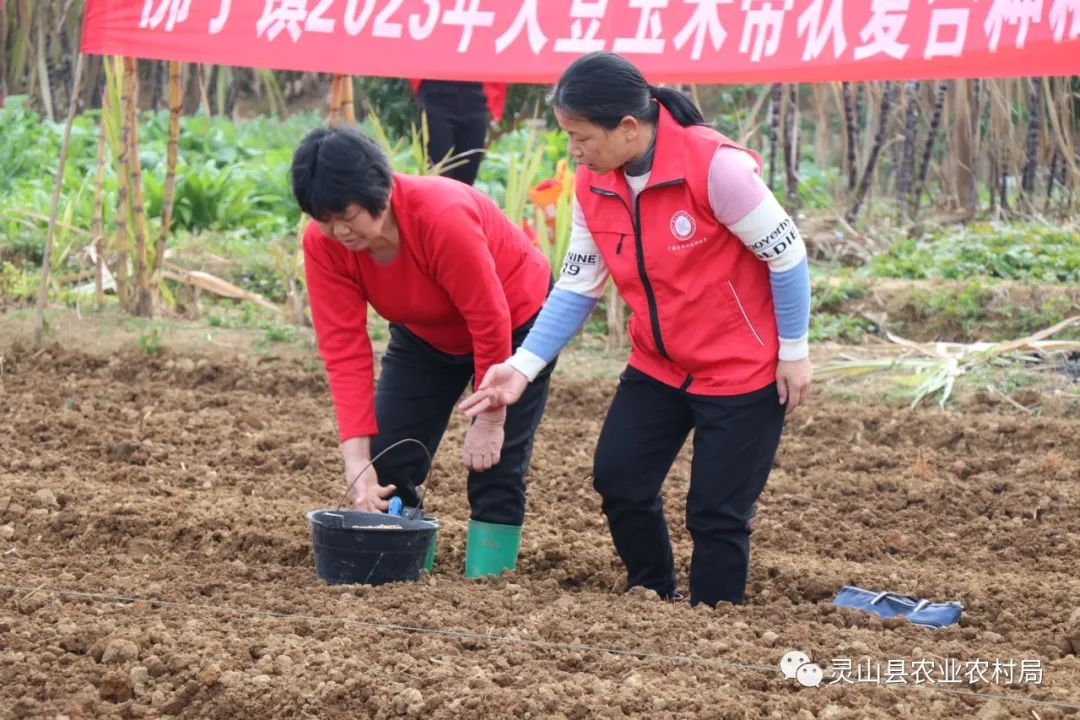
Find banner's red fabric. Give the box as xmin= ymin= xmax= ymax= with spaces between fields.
xmin=83 ymin=1 xmax=1080 ymax=83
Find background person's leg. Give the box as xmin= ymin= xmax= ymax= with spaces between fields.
xmin=445 ymin=109 xmax=488 ymax=186
xmin=417 ymin=90 xmax=458 ymax=174
xmin=371 ymin=325 xmax=472 ymax=508
xmin=685 ymin=383 xmax=785 ymax=606
xmin=592 ymin=367 xmax=693 ymax=599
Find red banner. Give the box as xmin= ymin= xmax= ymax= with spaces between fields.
xmin=83 ymin=1 xmax=1080 ymax=83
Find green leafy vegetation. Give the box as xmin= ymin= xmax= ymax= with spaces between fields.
xmin=870 ymin=222 xmax=1080 ymax=284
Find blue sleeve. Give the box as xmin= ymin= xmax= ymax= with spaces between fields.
xmin=520 ymin=288 xmax=599 ymax=363
xmin=769 ymin=256 xmax=811 ymax=342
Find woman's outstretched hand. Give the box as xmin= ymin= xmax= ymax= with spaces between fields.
xmin=458 ymin=362 xmax=529 ymax=417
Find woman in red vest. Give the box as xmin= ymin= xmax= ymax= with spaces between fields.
xmin=291 ymin=126 xmax=553 ymax=578
xmin=461 ymin=52 xmax=812 ymax=606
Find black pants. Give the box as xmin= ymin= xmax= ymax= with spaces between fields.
xmin=371 ymin=318 xmax=554 ymax=526
xmin=417 ymin=80 xmax=488 ymax=186
xmin=592 ymin=367 xmax=786 ymax=606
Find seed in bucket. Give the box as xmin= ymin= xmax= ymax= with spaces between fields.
xmin=308 ymin=509 xmax=437 ymax=586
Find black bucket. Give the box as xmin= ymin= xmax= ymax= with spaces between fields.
xmin=307 ymin=509 xmax=437 ymax=586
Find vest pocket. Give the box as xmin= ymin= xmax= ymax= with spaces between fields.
xmin=726 ymin=281 xmax=765 ymax=347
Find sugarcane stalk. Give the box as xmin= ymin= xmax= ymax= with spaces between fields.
xmin=8 ymin=0 xmax=31 ymax=98
xmin=90 ymin=89 xmax=108 ymax=310
xmin=35 ymin=7 xmax=54 ymax=120
xmin=783 ymin=84 xmax=800 ymax=208
xmin=0 ymin=0 xmax=7 ymax=108
xmin=897 ymin=80 xmax=920 ymax=203
xmin=34 ymin=51 xmax=84 ymax=347
xmin=767 ymin=83 xmax=781 ymax=191
xmin=999 ymin=158 xmax=1009 ymax=214
xmin=912 ymin=82 xmax=949 ymax=216
xmin=124 ymin=57 xmax=153 ymax=317
xmin=854 ymin=82 xmax=865 ymax=141
xmin=197 ymin=63 xmax=211 ymax=116
xmin=114 ymin=57 xmax=132 ymax=306
xmin=225 ymin=66 xmax=243 ymax=117
xmin=1045 ymin=148 xmax=1059 ymax=213
xmin=1065 ymin=161 xmax=1075 ymax=221
xmin=1020 ymin=77 xmax=1042 ymax=201
xmin=971 ymin=79 xmax=985 ymax=213
xmin=842 ymin=81 xmax=858 ymax=191
xmin=847 ymin=81 xmax=894 ymax=223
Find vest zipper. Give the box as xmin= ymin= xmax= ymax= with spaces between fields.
xmin=591 ymin=180 xmax=684 ymax=361
xmin=616 ymin=235 xmax=624 ymax=254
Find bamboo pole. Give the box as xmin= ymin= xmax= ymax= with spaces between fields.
xmin=605 ymin=283 xmax=624 ymax=349
xmin=341 ymin=75 xmax=356 ymax=124
xmin=150 ymin=60 xmax=183 ymax=312
xmin=328 ymin=74 xmax=344 ymax=127
xmin=34 ymin=51 xmax=84 ymax=347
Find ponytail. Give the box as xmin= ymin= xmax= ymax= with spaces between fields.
xmin=648 ymin=85 xmax=705 ymax=127
xmin=551 ymin=51 xmax=706 ymax=130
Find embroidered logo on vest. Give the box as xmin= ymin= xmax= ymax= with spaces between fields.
xmin=670 ymin=211 xmax=696 ymax=241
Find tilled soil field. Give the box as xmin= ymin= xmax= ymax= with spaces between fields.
xmin=1 ymin=345 xmax=1078 ymax=719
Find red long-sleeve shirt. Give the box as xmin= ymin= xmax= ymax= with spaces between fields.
xmin=304 ymin=174 xmax=550 ymax=441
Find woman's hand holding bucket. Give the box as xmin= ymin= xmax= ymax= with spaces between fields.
xmin=341 ymin=437 xmax=397 ymax=512
xmin=344 ymin=464 xmax=397 ymax=512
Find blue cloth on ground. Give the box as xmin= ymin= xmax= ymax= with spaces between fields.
xmin=832 ymin=586 xmax=962 ymax=628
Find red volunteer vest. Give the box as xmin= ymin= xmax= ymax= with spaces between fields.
xmin=576 ymin=105 xmax=779 ymax=396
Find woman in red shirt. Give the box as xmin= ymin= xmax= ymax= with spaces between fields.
xmin=291 ymin=126 xmax=552 ymax=578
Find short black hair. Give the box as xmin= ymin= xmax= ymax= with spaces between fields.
xmin=290 ymin=126 xmax=393 ymax=220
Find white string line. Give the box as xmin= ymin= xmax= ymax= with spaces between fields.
xmin=2 ymin=583 xmax=1078 ymax=711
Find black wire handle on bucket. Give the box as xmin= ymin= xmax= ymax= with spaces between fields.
xmin=336 ymin=437 xmax=434 ymax=515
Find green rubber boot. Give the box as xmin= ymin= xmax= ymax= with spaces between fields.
xmin=464 ymin=520 xmax=522 ymax=578
xmin=423 ymin=523 xmax=438 ymax=573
